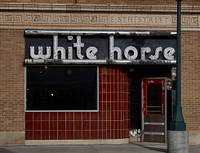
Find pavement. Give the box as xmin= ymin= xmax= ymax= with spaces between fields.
xmin=0 ymin=143 xmax=199 ymax=153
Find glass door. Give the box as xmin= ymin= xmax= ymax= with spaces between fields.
xmin=141 ymin=78 xmax=167 ymax=143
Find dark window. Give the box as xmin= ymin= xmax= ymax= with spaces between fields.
xmin=26 ymin=66 xmax=98 ymax=111
xmin=147 ymin=84 xmax=162 ymax=115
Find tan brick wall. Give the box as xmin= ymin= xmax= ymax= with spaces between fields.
xmin=0 ymin=30 xmax=25 ymax=131
xmin=182 ymin=31 xmax=200 ymax=130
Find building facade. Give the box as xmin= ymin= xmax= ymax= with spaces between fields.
xmin=0 ymin=0 xmax=200 ymax=145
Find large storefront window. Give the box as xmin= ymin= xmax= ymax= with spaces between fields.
xmin=26 ymin=66 xmax=98 ymax=111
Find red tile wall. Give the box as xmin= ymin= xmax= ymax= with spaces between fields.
xmin=25 ymin=66 xmax=130 ymax=140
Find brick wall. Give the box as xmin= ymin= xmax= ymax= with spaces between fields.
xmin=182 ymin=32 xmax=200 ymax=130
xmin=0 ymin=30 xmax=25 ymax=131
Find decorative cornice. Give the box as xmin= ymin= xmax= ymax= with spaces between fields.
xmin=0 ymin=3 xmax=200 ymax=31
xmin=0 ymin=3 xmax=199 ymax=13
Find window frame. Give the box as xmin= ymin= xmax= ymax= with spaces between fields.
xmin=24 ymin=66 xmax=99 ymax=112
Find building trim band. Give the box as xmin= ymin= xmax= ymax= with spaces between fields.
xmin=0 ymin=3 xmax=200 ymax=31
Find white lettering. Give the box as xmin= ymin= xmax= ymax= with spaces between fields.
xmin=30 ymin=46 xmax=51 ymax=59
xmin=109 ymin=35 xmax=122 ymax=60
xmin=73 ymin=36 xmax=84 ymax=59
xmin=86 ymin=47 xmax=98 ymax=59
xmin=141 ymin=47 xmax=151 ymax=60
xmin=164 ymin=47 xmax=175 ymax=60
xmin=124 ymin=46 xmax=138 ymax=60
xmin=53 ymin=35 xmax=66 ymax=59
xmin=149 ymin=47 xmax=162 ymax=60
xmin=68 ymin=47 xmax=73 ymax=59
xmin=28 ymin=35 xmax=175 ymax=62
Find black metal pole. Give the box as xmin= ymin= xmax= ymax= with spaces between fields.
xmin=170 ymin=0 xmax=186 ymax=131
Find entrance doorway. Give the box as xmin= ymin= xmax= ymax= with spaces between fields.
xmin=141 ymin=78 xmax=167 ymax=143
xmin=129 ymin=65 xmax=173 ymax=143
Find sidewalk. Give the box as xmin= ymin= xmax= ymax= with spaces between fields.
xmin=0 ymin=143 xmax=199 ymax=153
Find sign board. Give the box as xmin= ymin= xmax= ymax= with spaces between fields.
xmin=25 ymin=31 xmax=176 ymax=65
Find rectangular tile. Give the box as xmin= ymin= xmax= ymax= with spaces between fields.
xmin=73 ymin=131 xmax=81 ymax=139
xmin=50 ymin=131 xmax=58 ymax=140
xmin=106 ymin=121 xmax=111 ymax=130
xmin=91 ymin=112 xmax=98 ymax=120
xmin=25 ymin=131 xmax=33 ymax=140
xmin=65 ymin=131 xmax=73 ymax=139
xmin=26 ymin=113 xmax=33 ymax=121
xmin=33 ymin=121 xmax=42 ymax=130
xmin=42 ymin=121 xmax=50 ymax=131
xmin=82 ymin=131 xmax=90 ymax=139
xmin=26 ymin=121 xmax=33 ymax=131
xmin=83 ymin=112 xmax=90 ymax=120
xmin=50 ymin=112 xmax=58 ymax=121
xmin=58 ymin=131 xmax=66 ymax=140
xmin=83 ymin=121 xmax=90 ymax=130
xmin=50 ymin=121 xmax=57 ymax=131
xmin=58 ymin=121 xmax=66 ymax=131
xmin=58 ymin=112 xmax=65 ymax=121
xmin=33 ymin=131 xmax=42 ymax=140
xmin=91 ymin=121 xmax=98 ymax=130
xmin=34 ymin=112 xmax=41 ymax=121
xmin=74 ymin=112 xmax=81 ymax=120
xmin=74 ymin=121 xmax=81 ymax=130
xmin=91 ymin=131 xmax=97 ymax=139
xmin=41 ymin=131 xmax=50 ymax=140
xmin=42 ymin=112 xmax=49 ymax=121
xmin=65 ymin=113 xmax=72 ymax=120
xmin=66 ymin=121 xmax=73 ymax=131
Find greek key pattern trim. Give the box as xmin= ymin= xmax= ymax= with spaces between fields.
xmin=0 ymin=12 xmax=199 ymax=31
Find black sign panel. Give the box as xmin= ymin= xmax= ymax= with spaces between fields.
xmin=25 ymin=31 xmax=176 ymax=65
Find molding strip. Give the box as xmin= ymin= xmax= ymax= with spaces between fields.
xmin=0 ymin=3 xmax=200 ymax=31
